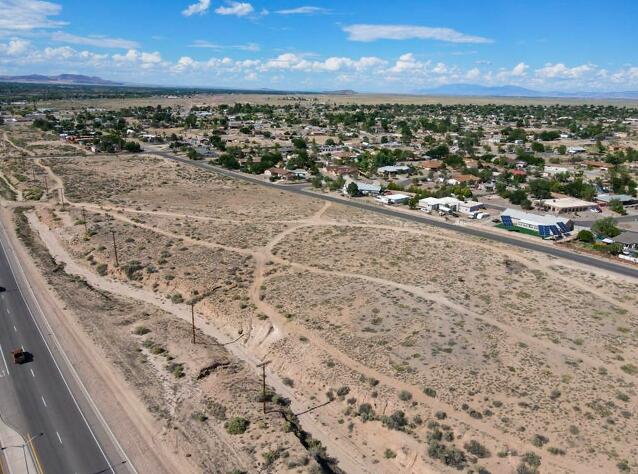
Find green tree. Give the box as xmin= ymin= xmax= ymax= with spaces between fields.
xmin=557 ymin=144 xmax=567 ymax=155
xmin=311 ymin=175 xmax=323 ymax=189
xmin=509 ymin=189 xmax=528 ymax=205
xmin=591 ymin=217 xmax=620 ymax=238
xmin=608 ymin=199 xmax=627 ymax=215
xmin=577 ymin=230 xmax=595 ymax=243
xmin=186 ymin=148 xmax=199 ymax=160
xmin=346 ymin=181 xmax=359 ymax=197
xmin=124 ymin=141 xmax=142 ymax=153
xmin=531 ymin=142 xmax=545 ymax=153
xmin=528 ymin=179 xmax=552 ymax=199
xmin=184 ymin=114 xmax=197 ymax=128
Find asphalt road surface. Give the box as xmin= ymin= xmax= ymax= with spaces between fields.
xmin=0 ymin=224 xmax=131 ymax=473
xmin=156 ymin=151 xmax=638 ymax=279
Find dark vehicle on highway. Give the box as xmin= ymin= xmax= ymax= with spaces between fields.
xmin=12 ymin=348 xmax=32 ymax=364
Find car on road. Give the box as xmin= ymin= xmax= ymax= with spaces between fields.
xmin=0 ymin=286 xmax=5 ymax=292
xmin=12 ymin=348 xmax=32 ymax=364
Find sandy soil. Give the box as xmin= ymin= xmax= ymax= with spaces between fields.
xmin=13 ymin=153 xmax=638 ymax=474
xmin=40 ymin=93 xmax=638 ymax=111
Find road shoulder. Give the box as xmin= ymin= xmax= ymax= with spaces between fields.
xmin=0 ymin=205 xmax=185 ymax=474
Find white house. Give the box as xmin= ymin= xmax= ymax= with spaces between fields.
xmin=567 ymin=146 xmax=586 ymax=154
xmin=458 ymin=200 xmax=485 ymax=215
xmin=377 ymin=165 xmax=411 ymax=176
xmin=418 ymin=196 xmax=463 ymax=213
xmin=376 ymin=194 xmax=410 ymax=205
xmin=342 ymin=180 xmax=382 ymax=196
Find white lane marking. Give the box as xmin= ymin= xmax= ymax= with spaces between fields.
xmin=30 ymin=368 xmax=35 ymax=377
xmin=41 ymin=395 xmax=47 ymax=407
xmin=0 ymin=234 xmax=123 ymax=474
xmin=56 ymin=431 xmax=62 ymax=444
xmin=0 ymin=343 xmax=10 ymax=376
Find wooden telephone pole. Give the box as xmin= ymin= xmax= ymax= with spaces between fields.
xmin=111 ymin=230 xmax=119 ymax=266
xmin=81 ymin=208 xmax=88 ymax=234
xmin=190 ymin=302 xmax=196 ymax=344
xmin=256 ymin=361 xmax=271 ymax=414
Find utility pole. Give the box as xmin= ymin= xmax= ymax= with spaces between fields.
xmin=111 ymin=230 xmax=119 ymax=266
xmin=256 ymin=361 xmax=271 ymax=414
xmin=81 ymin=208 xmax=88 ymax=234
xmin=190 ymin=302 xmax=196 ymax=344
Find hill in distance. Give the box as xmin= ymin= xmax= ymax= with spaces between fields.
xmin=416 ymin=83 xmax=638 ymax=99
xmin=0 ymin=74 xmax=124 ymax=85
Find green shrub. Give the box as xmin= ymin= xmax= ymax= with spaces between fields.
xmin=384 ymin=449 xmax=396 ymax=459
xmin=464 ymin=440 xmax=491 ymax=458
xmin=531 ymin=434 xmax=549 ymax=447
xmin=547 ymin=446 xmax=565 ymax=455
xmin=423 ymin=387 xmax=437 ymax=397
xmin=336 ymin=386 xmax=350 ymax=397
xmin=96 ymin=263 xmax=108 ymax=276
xmin=382 ymin=411 xmax=407 ymax=431
xmin=171 ymin=293 xmax=184 ymax=304
xmin=358 ymin=403 xmax=375 ymax=421
xmin=398 ymin=390 xmax=412 ymax=401
xmin=133 ymin=326 xmax=151 ymax=335
xmin=427 ymin=440 xmax=467 ymax=469
xmin=262 ymin=449 xmax=280 ymax=466
xmin=225 ymin=417 xmax=249 ymax=435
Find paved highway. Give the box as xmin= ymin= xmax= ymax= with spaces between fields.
xmin=0 ymin=222 xmax=131 ymax=473
xmin=155 ymin=151 xmax=638 ymax=279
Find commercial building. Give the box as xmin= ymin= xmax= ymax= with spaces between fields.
xmin=376 ymin=193 xmax=410 ymax=205
xmin=500 ymin=208 xmax=573 ymax=237
xmin=540 ymin=197 xmax=599 ymax=214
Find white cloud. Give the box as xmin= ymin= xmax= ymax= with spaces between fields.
xmin=343 ymin=24 xmax=493 ymax=44
xmin=465 ymin=67 xmax=480 ymax=80
xmin=433 ymin=62 xmax=448 ymax=74
xmin=215 ymin=1 xmax=254 ymax=17
xmin=389 ymin=53 xmax=422 ymax=73
xmin=0 ymin=0 xmax=66 ymax=32
xmin=511 ymin=62 xmax=528 ymax=77
xmin=182 ymin=0 xmax=210 ymax=17
xmin=189 ymin=40 xmax=260 ymax=51
xmin=112 ymin=49 xmax=138 ymax=62
xmin=535 ymin=63 xmax=594 ymax=79
xmin=0 ymin=38 xmax=31 ymax=55
xmin=263 ymin=53 xmax=386 ymax=73
xmin=51 ymin=31 xmax=139 ymax=50
xmin=275 ymin=6 xmax=330 ymax=15
xmin=140 ymin=51 xmax=162 ymax=64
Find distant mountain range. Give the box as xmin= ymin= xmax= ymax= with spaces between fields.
xmin=2 ymin=74 xmax=638 ymax=99
xmin=0 ymin=74 xmax=124 ymax=85
xmin=416 ymin=83 xmax=638 ymax=99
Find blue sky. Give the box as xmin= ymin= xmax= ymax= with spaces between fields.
xmin=1 ymin=0 xmax=637 ymax=92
